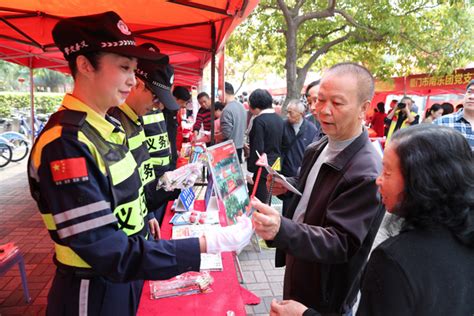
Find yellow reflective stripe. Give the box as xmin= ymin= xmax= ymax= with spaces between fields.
xmin=146 ymin=133 xmax=169 ymax=153
xmin=109 ymin=151 xmax=137 ymax=185
xmin=119 ymin=103 xmax=139 ymax=123
xmin=141 ymin=112 xmax=165 ymax=125
xmin=138 ymin=161 xmax=156 ymax=186
xmin=55 ymin=243 xmax=91 ymax=268
xmin=61 ymin=95 xmax=115 ymax=139
xmin=149 ymin=156 xmax=170 ymax=166
xmin=128 ymin=130 xmax=146 ymax=151
xmin=32 ymin=125 xmax=63 ymax=169
xmin=78 ymin=132 xmax=107 ymax=175
xmin=41 ymin=213 xmax=57 ymax=230
xmin=113 ymin=188 xmax=146 ymax=235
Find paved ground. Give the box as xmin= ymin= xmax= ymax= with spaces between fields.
xmin=0 ymin=160 xmax=284 ymax=315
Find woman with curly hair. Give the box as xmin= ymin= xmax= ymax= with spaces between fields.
xmin=357 ymin=124 xmax=474 ymax=315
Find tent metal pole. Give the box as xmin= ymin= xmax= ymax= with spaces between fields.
xmin=29 ymin=64 xmax=35 ymax=143
xmin=210 ymin=22 xmax=216 ymax=146
xmin=218 ymin=47 xmax=225 ymax=103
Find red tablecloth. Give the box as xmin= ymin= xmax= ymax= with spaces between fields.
xmin=137 ymin=200 xmax=254 ymax=316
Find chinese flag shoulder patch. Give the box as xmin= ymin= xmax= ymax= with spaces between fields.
xmin=50 ymin=157 xmax=89 ymax=185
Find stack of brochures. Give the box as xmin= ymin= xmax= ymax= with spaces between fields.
xmin=172 ymin=225 xmax=223 ymax=271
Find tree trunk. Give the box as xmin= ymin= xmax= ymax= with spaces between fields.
xmin=284 ymin=22 xmax=299 ymax=111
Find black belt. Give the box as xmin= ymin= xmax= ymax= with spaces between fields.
xmin=56 ymin=266 xmax=99 ymax=279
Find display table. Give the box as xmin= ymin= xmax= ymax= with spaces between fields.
xmin=137 ymin=200 xmax=256 ymax=315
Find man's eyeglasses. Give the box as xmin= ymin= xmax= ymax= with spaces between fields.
xmin=144 ymin=83 xmax=160 ymax=103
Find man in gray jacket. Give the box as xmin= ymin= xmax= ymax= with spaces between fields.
xmin=251 ymin=63 xmax=384 ymax=315
xmin=221 ymin=82 xmax=247 ymax=162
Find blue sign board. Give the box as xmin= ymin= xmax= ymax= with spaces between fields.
xmin=179 ymin=188 xmax=196 ymax=211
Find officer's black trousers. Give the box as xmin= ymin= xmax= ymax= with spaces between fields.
xmin=46 ymin=269 xmax=143 ymax=316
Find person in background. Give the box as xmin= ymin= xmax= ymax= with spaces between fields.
xmin=279 ymin=99 xmax=318 ymax=215
xmin=440 ymin=102 xmax=454 ymax=116
xmin=304 ymin=80 xmax=324 ymax=141
xmin=213 ymin=101 xmax=225 ymax=143
xmin=251 ymin=63 xmax=384 ymax=314
xmin=456 ymin=103 xmax=464 ymax=111
xmin=247 ymin=89 xmax=284 ymax=202
xmin=167 ymin=86 xmax=191 ymax=164
xmin=385 ymin=96 xmax=419 ymax=143
xmin=384 ymin=99 xmax=398 ymax=135
xmin=28 ymin=11 xmax=253 ymax=315
xmin=193 ymin=92 xmax=212 ymax=141
xmin=221 ymin=82 xmax=247 ymax=163
xmin=185 ymin=96 xmax=194 ymax=118
xmin=421 ymin=103 xmax=443 ymax=124
xmin=435 ymin=80 xmax=474 ymax=150
xmin=370 ymin=102 xmax=387 ymax=137
xmin=173 ymin=86 xmax=191 ymax=109
xmin=195 ymin=101 xmax=225 ymax=144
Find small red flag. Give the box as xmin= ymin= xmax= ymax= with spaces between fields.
xmin=50 ymin=157 xmax=88 ymax=184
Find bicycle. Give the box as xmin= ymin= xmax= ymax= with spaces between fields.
xmin=0 ymin=131 xmax=29 ymax=162
xmin=0 ymin=136 xmax=13 ymax=168
xmin=18 ymin=113 xmax=47 ymax=140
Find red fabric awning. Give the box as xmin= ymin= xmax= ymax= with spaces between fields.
xmin=0 ymin=0 xmax=259 ymax=86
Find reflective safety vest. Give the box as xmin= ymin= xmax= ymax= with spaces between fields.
xmin=386 ymin=110 xmax=418 ymax=143
xmin=109 ymin=106 xmax=156 ymax=187
xmin=30 ymin=110 xmax=148 ymax=269
xmin=141 ymin=110 xmax=172 ymax=177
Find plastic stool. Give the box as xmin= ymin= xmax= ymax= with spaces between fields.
xmin=0 ymin=251 xmax=31 ymax=303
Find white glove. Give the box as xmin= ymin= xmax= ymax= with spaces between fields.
xmin=246 ymin=172 xmax=254 ymax=185
xmin=205 ymin=215 xmax=253 ymax=254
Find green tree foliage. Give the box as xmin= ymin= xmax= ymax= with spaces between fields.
xmin=0 ymin=93 xmax=63 ymax=117
xmin=227 ymin=0 xmax=473 ymax=105
xmin=0 ymin=60 xmax=72 ymax=92
xmin=0 ymin=60 xmax=26 ymax=91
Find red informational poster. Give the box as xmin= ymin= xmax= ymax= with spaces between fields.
xmin=206 ymin=140 xmax=249 ymax=224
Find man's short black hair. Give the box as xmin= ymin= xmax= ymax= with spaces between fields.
xmin=197 ymin=92 xmax=210 ymax=100
xmin=173 ymin=86 xmax=191 ymax=102
xmin=225 ymin=82 xmax=234 ymax=95
xmin=214 ymin=101 xmax=225 ymax=111
xmin=305 ymin=80 xmax=320 ymax=96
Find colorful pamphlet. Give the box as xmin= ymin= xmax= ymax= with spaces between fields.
xmin=206 ymin=140 xmax=249 ymax=224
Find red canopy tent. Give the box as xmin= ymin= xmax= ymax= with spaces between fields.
xmin=0 ymin=0 xmax=258 ymax=85
xmin=0 ymin=0 xmax=259 ymax=139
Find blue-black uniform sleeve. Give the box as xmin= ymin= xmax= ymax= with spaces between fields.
xmin=37 ymin=134 xmax=200 ymax=282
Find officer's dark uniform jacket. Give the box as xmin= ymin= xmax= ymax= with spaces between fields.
xmin=28 ymin=95 xmax=200 ymax=314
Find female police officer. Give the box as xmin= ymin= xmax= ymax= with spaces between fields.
xmin=28 ymin=11 xmax=252 ymax=315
